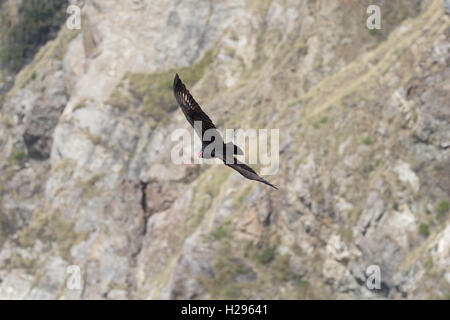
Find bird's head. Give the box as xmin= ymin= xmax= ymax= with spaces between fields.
xmin=198 ymin=151 xmax=203 ymax=158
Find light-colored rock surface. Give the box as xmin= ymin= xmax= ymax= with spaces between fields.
xmin=0 ymin=0 xmax=449 ymax=299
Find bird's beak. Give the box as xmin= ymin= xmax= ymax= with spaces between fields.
xmin=198 ymin=151 xmax=203 ymax=158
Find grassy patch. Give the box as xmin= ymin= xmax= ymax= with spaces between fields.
xmin=257 ymin=246 xmax=276 ymax=265
xmin=423 ymin=258 xmax=433 ymax=271
xmin=369 ymin=29 xmax=379 ymax=37
xmin=201 ymin=245 xmax=255 ymax=299
xmin=271 ymin=254 xmax=292 ymax=282
xmin=76 ymin=171 xmax=107 ymax=199
xmin=17 ymin=208 xmax=88 ymax=261
xmin=185 ymin=168 xmax=230 ymax=234
xmin=8 ymin=150 xmax=28 ymax=164
xmin=72 ymin=99 xmax=87 ymax=113
xmin=362 ymin=136 xmax=374 ymax=145
xmin=297 ymin=279 xmax=310 ymax=295
xmin=363 ymin=163 xmax=374 ymax=173
xmin=312 ymin=115 xmax=329 ymax=129
xmin=83 ymin=129 xmax=102 ymax=145
xmin=6 ymin=251 xmax=37 ymax=272
xmin=298 ymin=279 xmax=309 ymax=288
xmin=418 ymin=223 xmax=429 ymax=238
xmin=319 ymin=116 xmax=328 ymax=124
xmin=212 ymin=225 xmax=227 ymax=241
xmin=245 ymin=240 xmax=278 ymax=266
xmin=340 ymin=228 xmax=353 ymax=244
xmin=196 ymin=168 xmax=230 ymax=199
xmin=116 ymin=50 xmax=213 ymax=122
xmin=232 ymin=185 xmax=253 ymax=208
xmin=436 ymin=200 xmax=449 ymax=221
xmin=107 ymin=89 xmax=131 ymax=111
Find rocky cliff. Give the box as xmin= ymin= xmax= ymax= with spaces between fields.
xmin=0 ymin=0 xmax=449 ymax=299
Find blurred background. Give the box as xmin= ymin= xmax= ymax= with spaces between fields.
xmin=0 ymin=0 xmax=449 ymax=299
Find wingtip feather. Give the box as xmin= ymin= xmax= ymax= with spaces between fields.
xmin=173 ymin=73 xmax=181 ymax=91
xmin=267 ymin=182 xmax=279 ymax=190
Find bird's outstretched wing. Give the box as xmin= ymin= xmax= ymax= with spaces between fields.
xmin=173 ymin=73 xmax=216 ymax=138
xmin=173 ymin=73 xmax=277 ymax=190
xmin=225 ymin=158 xmax=278 ymax=190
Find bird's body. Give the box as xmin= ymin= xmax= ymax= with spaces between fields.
xmin=173 ymin=73 xmax=278 ymax=190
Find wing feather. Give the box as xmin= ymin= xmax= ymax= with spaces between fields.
xmin=225 ymin=158 xmax=278 ymax=190
xmin=173 ymin=74 xmax=216 ymax=138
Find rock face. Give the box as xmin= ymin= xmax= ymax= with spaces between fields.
xmin=0 ymin=0 xmax=449 ymax=299
xmin=445 ymin=0 xmax=450 ymax=14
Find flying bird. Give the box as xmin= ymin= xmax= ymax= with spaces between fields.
xmin=173 ymin=73 xmax=278 ymax=190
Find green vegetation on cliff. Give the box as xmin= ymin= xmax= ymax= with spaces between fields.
xmin=0 ymin=0 xmax=67 ymax=72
